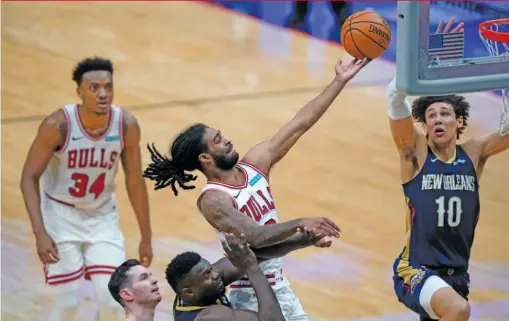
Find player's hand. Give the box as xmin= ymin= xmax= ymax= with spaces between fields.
xmin=297 ymin=227 xmax=334 ymax=248
xmin=334 ymin=58 xmax=370 ymax=83
xmin=435 ymin=17 xmax=464 ymax=34
xmin=221 ymin=233 xmax=257 ymax=270
xmin=35 ymin=231 xmax=59 ymax=264
xmin=138 ymin=240 xmax=153 ymax=267
xmin=297 ymin=217 xmax=341 ymax=238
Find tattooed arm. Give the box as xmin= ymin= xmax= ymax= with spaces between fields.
xmin=199 ymin=191 xmax=340 ymax=249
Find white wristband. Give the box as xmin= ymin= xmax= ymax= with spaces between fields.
xmin=386 ymin=78 xmax=412 ymax=120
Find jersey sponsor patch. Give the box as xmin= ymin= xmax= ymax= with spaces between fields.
xmin=105 ymin=135 xmax=121 ymax=142
xmin=249 ymin=173 xmax=261 ymax=186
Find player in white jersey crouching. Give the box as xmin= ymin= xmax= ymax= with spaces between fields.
xmin=143 ymin=58 xmax=369 ymax=320
xmin=20 ymin=57 xmax=153 ymax=321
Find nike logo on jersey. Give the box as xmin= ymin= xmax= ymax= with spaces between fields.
xmin=431 ymin=157 xmax=438 ymax=162
xmin=234 ymin=191 xmax=241 ymax=198
xmin=72 ymin=136 xmax=83 ymax=141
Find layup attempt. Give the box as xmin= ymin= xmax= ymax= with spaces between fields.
xmin=143 ymin=57 xmax=369 ymax=320
xmin=20 ymin=57 xmax=153 ymax=321
xmin=386 ymin=21 xmax=509 ymax=321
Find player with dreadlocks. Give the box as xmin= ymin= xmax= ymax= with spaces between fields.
xmin=143 ymin=58 xmax=369 ymax=320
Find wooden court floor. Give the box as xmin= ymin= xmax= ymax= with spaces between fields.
xmin=2 ymin=2 xmax=508 ymax=321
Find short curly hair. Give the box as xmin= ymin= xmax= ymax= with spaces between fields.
xmin=412 ymin=95 xmax=470 ymax=139
xmin=165 ymin=252 xmax=202 ymax=292
xmin=72 ymin=56 xmax=114 ymax=85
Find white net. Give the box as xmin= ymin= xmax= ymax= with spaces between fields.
xmin=479 ymin=21 xmax=509 ymax=136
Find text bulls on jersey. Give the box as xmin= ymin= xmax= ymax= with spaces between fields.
xmin=68 ymin=148 xmax=118 ymax=170
xmin=239 ymin=186 xmax=275 ymax=223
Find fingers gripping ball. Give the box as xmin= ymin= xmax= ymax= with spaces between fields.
xmin=341 ymin=10 xmax=392 ymax=59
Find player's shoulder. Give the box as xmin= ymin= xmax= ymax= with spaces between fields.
xmin=40 ymin=107 xmax=69 ymax=132
xmin=112 ymin=105 xmax=138 ymax=128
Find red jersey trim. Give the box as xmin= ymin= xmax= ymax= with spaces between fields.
xmin=206 ymin=165 xmax=248 ymax=189
xmin=238 ymin=160 xmax=269 ymax=182
xmin=74 ymin=104 xmax=113 ymax=141
xmin=55 ymin=107 xmax=71 ymax=155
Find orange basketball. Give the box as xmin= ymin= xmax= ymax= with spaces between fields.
xmin=340 ymin=10 xmax=391 ymax=60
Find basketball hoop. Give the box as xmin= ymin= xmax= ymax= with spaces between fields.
xmin=479 ymin=18 xmax=509 ymax=135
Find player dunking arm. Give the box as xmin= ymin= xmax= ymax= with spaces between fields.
xmin=387 ymin=18 xmax=509 ymax=321
xmin=143 ymin=57 xmax=369 ymax=320
xmin=20 ymin=57 xmax=153 ymax=321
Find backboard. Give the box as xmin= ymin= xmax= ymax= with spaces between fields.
xmin=396 ymin=1 xmax=509 ymax=95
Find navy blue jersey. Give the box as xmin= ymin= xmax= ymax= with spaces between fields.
xmin=173 ymin=295 xmax=232 ymax=321
xmin=395 ymin=145 xmax=480 ymax=280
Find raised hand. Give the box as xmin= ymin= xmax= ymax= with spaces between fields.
xmin=435 ymin=17 xmax=464 ymax=34
xmin=297 ymin=217 xmax=341 ymax=239
xmin=334 ymin=58 xmax=370 ymax=83
xmin=221 ymin=233 xmax=257 ymax=270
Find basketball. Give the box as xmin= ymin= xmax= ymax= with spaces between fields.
xmin=341 ymin=10 xmax=392 ymax=60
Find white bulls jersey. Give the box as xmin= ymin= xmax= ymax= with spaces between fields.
xmin=41 ymin=104 xmax=124 ymax=213
xmin=198 ymin=161 xmax=289 ymax=290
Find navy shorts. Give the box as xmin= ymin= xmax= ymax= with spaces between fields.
xmin=393 ymin=266 xmax=470 ymax=320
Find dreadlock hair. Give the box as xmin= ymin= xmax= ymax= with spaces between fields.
xmin=165 ymin=252 xmax=202 ymax=293
xmin=412 ymin=95 xmax=470 ymax=139
xmin=72 ymin=56 xmax=114 ymax=85
xmin=143 ymin=123 xmax=209 ymax=196
xmin=108 ymin=259 xmax=141 ymax=307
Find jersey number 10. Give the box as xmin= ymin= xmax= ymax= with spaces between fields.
xmin=435 ymin=196 xmax=462 ymax=227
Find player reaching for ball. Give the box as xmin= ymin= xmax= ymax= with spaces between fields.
xmin=387 ymin=18 xmax=509 ymax=321
xmin=143 ymin=57 xmax=370 ymax=321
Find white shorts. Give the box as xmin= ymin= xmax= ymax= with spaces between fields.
xmin=227 ymin=285 xmax=308 ymax=321
xmin=41 ymin=193 xmax=125 ymax=286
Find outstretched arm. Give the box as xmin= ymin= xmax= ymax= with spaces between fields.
xmin=121 ymin=111 xmax=153 ymax=266
xmin=385 ymin=77 xmax=426 ymax=182
xmin=199 ymin=191 xmax=340 ymax=249
xmin=478 ymin=132 xmax=509 ymax=158
xmin=242 ymin=58 xmax=370 ymax=175
xmin=462 ymin=130 xmax=509 ymax=177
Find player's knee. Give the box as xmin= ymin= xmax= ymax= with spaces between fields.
xmin=448 ymin=300 xmax=470 ymax=321
xmin=91 ymin=274 xmax=122 ymax=309
xmin=49 ymin=281 xmax=80 ymax=308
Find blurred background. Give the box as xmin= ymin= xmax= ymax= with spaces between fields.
xmin=2 ymin=1 xmax=509 ymax=321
